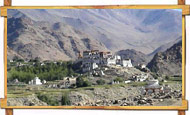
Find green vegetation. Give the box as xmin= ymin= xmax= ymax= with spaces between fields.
xmin=159 ymin=75 xmax=182 ymax=85
xmin=169 ymin=76 xmax=182 ymax=81
xmin=8 ymin=60 xmax=78 ymax=83
xmin=128 ymin=81 xmax=147 ymax=87
xmin=114 ymin=77 xmax=123 ymax=82
xmin=37 ymin=93 xmax=59 ymax=106
xmin=13 ymin=56 xmax=25 ymax=62
xmin=8 ymin=70 xmax=35 ymax=83
xmin=165 ymin=76 xmax=170 ymax=80
xmin=76 ymin=76 xmax=92 ymax=87
xmin=168 ymin=76 xmax=182 ymax=82
xmin=61 ymin=92 xmax=71 ymax=105
xmin=165 ymin=75 xmax=182 ymax=81
xmin=96 ymin=79 xmax=105 ymax=85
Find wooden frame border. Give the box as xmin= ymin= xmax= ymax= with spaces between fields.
xmin=0 ymin=0 xmax=189 ymax=114
xmin=1 ymin=5 xmax=190 ymax=17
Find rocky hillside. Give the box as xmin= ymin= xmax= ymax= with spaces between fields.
xmin=116 ymin=49 xmax=150 ymax=66
xmin=7 ymin=95 xmax=48 ymax=106
xmin=8 ymin=9 xmax=182 ymax=55
xmin=147 ymin=41 xmax=182 ymax=76
xmin=7 ymin=17 xmax=107 ymax=61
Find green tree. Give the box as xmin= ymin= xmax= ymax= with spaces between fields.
xmin=76 ymin=76 xmax=92 ymax=87
xmin=96 ymin=79 xmax=105 ymax=85
xmin=61 ymin=93 xmax=71 ymax=105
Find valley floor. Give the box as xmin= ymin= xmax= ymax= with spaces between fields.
xmin=7 ymin=81 xmax=182 ymax=106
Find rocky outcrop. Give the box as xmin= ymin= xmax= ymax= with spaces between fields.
xmin=67 ymin=84 xmax=182 ymax=106
xmin=147 ymin=40 xmax=182 ymax=76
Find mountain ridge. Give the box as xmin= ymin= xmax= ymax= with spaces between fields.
xmin=8 ymin=9 xmax=182 ymax=54
xmin=7 ymin=9 xmax=182 ymax=61
xmin=7 ymin=16 xmax=108 ymax=61
xmin=147 ymin=40 xmax=182 ymax=76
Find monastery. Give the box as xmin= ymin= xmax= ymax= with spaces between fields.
xmin=78 ymin=50 xmax=133 ymax=72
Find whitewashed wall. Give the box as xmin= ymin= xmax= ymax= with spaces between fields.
xmin=0 ymin=0 xmax=189 ymax=115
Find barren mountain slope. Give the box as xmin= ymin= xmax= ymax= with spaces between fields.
xmin=8 ymin=9 xmax=182 ymax=54
xmin=7 ymin=17 xmax=107 ymax=61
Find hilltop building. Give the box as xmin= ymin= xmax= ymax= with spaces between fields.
xmin=121 ymin=59 xmax=133 ymax=67
xmin=80 ymin=50 xmax=133 ymax=72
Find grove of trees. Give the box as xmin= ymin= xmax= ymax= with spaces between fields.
xmin=8 ymin=60 xmax=78 ymax=83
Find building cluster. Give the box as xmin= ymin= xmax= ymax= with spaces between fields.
xmin=79 ymin=50 xmax=133 ymax=72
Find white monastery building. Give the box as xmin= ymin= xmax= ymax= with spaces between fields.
xmin=79 ymin=50 xmax=133 ymax=72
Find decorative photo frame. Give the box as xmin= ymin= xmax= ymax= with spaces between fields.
xmin=0 ymin=0 xmax=189 ymax=115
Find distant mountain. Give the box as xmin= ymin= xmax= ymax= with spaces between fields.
xmin=116 ymin=49 xmax=150 ymax=66
xmin=147 ymin=40 xmax=182 ymax=76
xmin=8 ymin=9 xmax=182 ymax=55
xmin=7 ymin=17 xmax=108 ymax=61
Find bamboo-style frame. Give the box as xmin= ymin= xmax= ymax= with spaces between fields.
xmin=0 ymin=0 xmax=189 ymax=115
